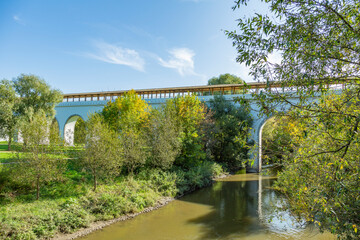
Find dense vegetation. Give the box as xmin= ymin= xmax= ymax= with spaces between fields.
xmin=228 ymin=0 xmax=360 ymax=238
xmin=207 ymin=73 xmax=244 ymax=85
xmin=0 ymin=77 xmax=253 ymax=239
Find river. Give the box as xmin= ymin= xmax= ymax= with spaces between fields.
xmin=80 ymin=174 xmax=334 ymax=240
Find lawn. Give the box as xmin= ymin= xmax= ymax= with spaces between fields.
xmin=0 ymin=142 xmax=17 ymax=163
xmin=0 ymin=142 xmax=78 ymax=163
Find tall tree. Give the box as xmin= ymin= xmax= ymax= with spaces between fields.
xmin=206 ymin=95 xmax=253 ymax=170
xmin=82 ymin=114 xmax=122 ymax=191
xmin=102 ymin=90 xmax=150 ymax=173
xmin=208 ymin=73 xmax=244 ymax=85
xmin=170 ymin=95 xmax=207 ymax=168
xmin=17 ymin=109 xmax=65 ymax=200
xmin=74 ymin=118 xmax=86 ymax=145
xmin=226 ymin=0 xmax=360 ymax=238
xmin=13 ymin=74 xmax=63 ymax=120
xmin=147 ymin=103 xmax=182 ymax=170
xmin=0 ymin=80 xmax=18 ymax=150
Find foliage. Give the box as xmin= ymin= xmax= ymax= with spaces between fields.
xmin=147 ymin=104 xmax=181 ymax=170
xmin=207 ymin=95 xmax=253 ymax=171
xmin=102 ymin=89 xmax=150 ymax=132
xmin=102 ymin=90 xmax=150 ymax=173
xmin=82 ymin=114 xmax=123 ymax=191
xmin=227 ymin=1 xmax=360 ymax=238
xmin=261 ymin=116 xmax=302 ymax=166
xmin=15 ymin=110 xmax=65 ymax=200
xmin=0 ymin=75 xmax=62 ymax=150
xmin=0 ymin=165 xmax=224 ymax=240
xmin=74 ymin=118 xmax=86 ymax=145
xmin=13 ymin=74 xmax=63 ymax=120
xmin=174 ymin=161 xmax=224 ymax=196
xmin=49 ymin=119 xmax=62 ymax=146
xmin=208 ymin=73 xmax=244 ymax=85
xmin=274 ymin=92 xmax=360 ymax=239
xmin=227 ymin=0 xmax=360 ymax=89
xmin=169 ymin=95 xmax=207 ymax=168
xmin=0 ymin=80 xmax=18 ymax=151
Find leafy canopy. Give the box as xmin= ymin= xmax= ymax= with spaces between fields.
xmin=102 ymin=89 xmax=150 ymax=132
xmin=227 ymin=1 xmax=360 ymax=238
xmin=208 ymin=73 xmax=245 ymax=85
xmin=14 ymin=74 xmax=63 ymax=119
xmin=207 ymin=95 xmax=253 ymax=170
xmin=0 ymin=80 xmax=18 ymax=150
xmin=227 ymin=0 xmax=360 ymax=88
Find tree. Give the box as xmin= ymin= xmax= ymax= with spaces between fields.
xmin=261 ymin=116 xmax=302 ymax=166
xmin=102 ymin=90 xmax=150 ymax=173
xmin=0 ymin=80 xmax=18 ymax=151
xmin=207 ymin=73 xmax=244 ymax=85
xmin=147 ymin=103 xmax=182 ymax=170
xmin=16 ymin=109 xmax=64 ymax=200
xmin=102 ymin=89 xmax=150 ymax=132
xmin=74 ymin=118 xmax=86 ymax=145
xmin=14 ymin=74 xmax=63 ymax=120
xmin=170 ymin=95 xmax=207 ymax=168
xmin=82 ymin=114 xmax=122 ymax=191
xmin=227 ymin=1 xmax=359 ymax=89
xmin=207 ymin=95 xmax=253 ymax=170
xmin=227 ymin=1 xmax=360 ymax=238
xmin=0 ymin=74 xmax=62 ymax=149
xmin=275 ymin=92 xmax=360 ymax=239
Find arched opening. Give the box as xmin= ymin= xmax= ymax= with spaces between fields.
xmin=64 ymin=115 xmax=84 ymax=145
xmin=259 ymin=115 xmax=296 ymax=172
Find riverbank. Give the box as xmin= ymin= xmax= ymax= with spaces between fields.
xmin=53 ymin=197 xmax=175 ymax=240
xmin=53 ymin=172 xmax=232 ymax=240
xmin=0 ymin=162 xmax=225 ymax=240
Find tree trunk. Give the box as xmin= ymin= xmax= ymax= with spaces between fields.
xmin=93 ymin=173 xmax=97 ymax=192
xmin=36 ymin=175 xmax=40 ymax=200
xmin=7 ymin=132 xmax=12 ymax=151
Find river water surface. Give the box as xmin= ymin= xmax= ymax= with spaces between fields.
xmin=81 ymin=174 xmax=334 ymax=240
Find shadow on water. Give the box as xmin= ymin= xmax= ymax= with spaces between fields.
xmin=178 ymin=174 xmax=321 ymax=240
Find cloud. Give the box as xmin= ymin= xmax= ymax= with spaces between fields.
xmin=87 ymin=41 xmax=145 ymax=71
xmin=158 ymin=48 xmax=197 ymax=76
xmin=13 ymin=15 xmax=25 ymax=25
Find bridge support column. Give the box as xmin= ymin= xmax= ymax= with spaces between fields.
xmin=247 ymin=115 xmax=269 ymax=173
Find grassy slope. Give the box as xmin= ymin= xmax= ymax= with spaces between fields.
xmin=0 ymin=143 xmax=224 ymax=240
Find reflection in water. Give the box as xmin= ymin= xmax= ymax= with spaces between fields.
xmin=81 ymin=174 xmax=334 ymax=240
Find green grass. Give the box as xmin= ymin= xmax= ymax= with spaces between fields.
xmin=0 ymin=142 xmax=17 ymax=163
xmin=0 ymin=140 xmax=226 ymax=239
xmin=0 ymin=142 xmax=81 ymax=163
xmin=0 ymin=162 xmax=224 ymax=240
xmin=0 ymin=152 xmax=16 ymax=163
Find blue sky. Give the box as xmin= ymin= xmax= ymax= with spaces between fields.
xmin=0 ymin=0 xmax=267 ymax=94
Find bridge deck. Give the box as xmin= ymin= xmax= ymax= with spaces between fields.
xmin=62 ymin=81 xmax=348 ymax=102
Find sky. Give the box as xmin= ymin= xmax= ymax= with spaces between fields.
xmin=0 ymin=0 xmax=269 ymax=94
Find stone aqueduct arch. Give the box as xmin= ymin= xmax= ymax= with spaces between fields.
xmin=63 ymin=115 xmax=84 ymax=145
xmin=54 ymin=94 xmax=317 ymax=172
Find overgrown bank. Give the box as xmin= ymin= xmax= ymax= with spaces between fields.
xmin=0 ymin=163 xmax=224 ymax=240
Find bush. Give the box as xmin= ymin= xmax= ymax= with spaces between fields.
xmin=206 ymin=95 xmax=253 ymax=171
xmin=174 ymin=161 xmax=223 ymax=196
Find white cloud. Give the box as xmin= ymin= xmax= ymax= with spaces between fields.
xmin=87 ymin=41 xmax=145 ymax=71
xmin=158 ymin=48 xmax=196 ymax=76
xmin=13 ymin=15 xmax=25 ymax=25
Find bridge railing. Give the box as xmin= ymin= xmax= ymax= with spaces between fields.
xmin=62 ymin=80 xmax=350 ymax=102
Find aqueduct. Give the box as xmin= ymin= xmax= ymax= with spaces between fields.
xmin=55 ymin=82 xmax=345 ymax=172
